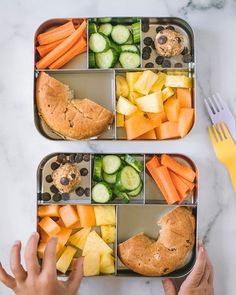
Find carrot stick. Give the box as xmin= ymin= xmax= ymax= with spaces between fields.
xmin=49 ymin=37 xmax=86 ymax=69
xmin=146 ymin=155 xmax=161 ymax=172
xmin=169 ymin=170 xmax=190 ymax=200
xmin=36 ymin=20 xmax=87 ymax=69
xmin=36 ymin=39 xmax=65 ymax=57
xmin=37 ymin=21 xmax=75 ymax=45
xmin=171 ymin=171 xmax=195 ymax=191
xmin=161 ymin=154 xmax=196 ymax=182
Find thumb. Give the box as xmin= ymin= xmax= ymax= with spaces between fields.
xmin=162 ymin=279 xmax=177 ymax=295
xmin=67 ymin=257 xmax=84 ymax=294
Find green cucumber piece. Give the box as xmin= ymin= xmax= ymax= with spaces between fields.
xmin=102 ymin=155 xmax=121 ymax=174
xmin=124 ymin=33 xmax=133 ymax=45
xmin=110 ymin=41 xmax=121 ymax=54
xmin=93 ymin=156 xmax=103 ymax=181
xmin=90 ymin=18 xmax=97 ymax=22
xmin=111 ymin=25 xmax=130 ymax=44
xmin=124 ymin=154 xmax=143 ymax=172
xmin=89 ymin=23 xmax=97 ymax=34
xmin=103 ymin=172 xmax=117 ymax=184
xmin=98 ymin=23 xmax=113 ymax=36
xmin=89 ymin=52 xmax=96 ymax=68
xmin=113 ymin=188 xmax=130 ymax=204
xmin=115 ymin=166 xmax=141 ymax=191
xmin=132 ymin=22 xmax=141 ymax=44
xmin=89 ymin=33 xmax=110 ymax=53
xmin=98 ymin=17 xmax=112 ymax=23
xmin=92 ymin=182 xmax=112 ymax=203
xmin=95 ymin=48 xmax=119 ymax=68
xmin=119 ymin=52 xmax=141 ymax=68
xmin=127 ymin=180 xmax=143 ymax=197
xmin=121 ymin=45 xmax=139 ymax=53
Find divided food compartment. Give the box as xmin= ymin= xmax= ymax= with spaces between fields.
xmin=37 ymin=152 xmax=198 ymax=278
xmin=34 ymin=17 xmax=195 ymax=140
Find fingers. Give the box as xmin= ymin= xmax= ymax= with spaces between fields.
xmin=198 ymin=240 xmax=214 ymax=285
xmin=67 ymin=257 xmax=84 ymax=294
xmin=41 ymin=237 xmax=57 ymax=277
xmin=0 ymin=262 xmax=16 ymax=290
xmin=207 ymin=256 xmax=214 ymax=285
xmin=162 ymin=278 xmax=177 ymax=295
xmin=10 ymin=240 xmax=27 ymax=282
xmin=25 ymin=232 xmax=40 ymax=276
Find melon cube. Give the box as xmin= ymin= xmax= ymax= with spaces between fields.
xmin=38 ymin=205 xmax=60 ymax=217
xmin=100 ymin=253 xmax=115 ymax=274
xmin=39 ymin=217 xmax=61 ymax=236
xmin=178 ymin=108 xmax=194 ymax=137
xmin=156 ymin=121 xmax=180 ymax=139
xmin=164 ymin=97 xmax=180 ymax=122
xmin=126 ymin=72 xmax=142 ymax=91
xmin=177 ymin=88 xmax=192 ymax=108
xmin=134 ymin=70 xmax=158 ymax=95
xmin=116 ymin=96 xmax=137 ymax=116
xmin=56 ymin=227 xmax=72 ymax=247
xmin=94 ymin=206 xmax=116 ymax=226
xmin=101 ymin=225 xmax=116 ymax=244
xmin=136 ymin=91 xmax=163 ymax=113
xmin=59 ymin=205 xmax=79 ymax=228
xmin=82 ymin=231 xmax=112 ymax=256
xmin=84 ymin=252 xmax=100 ymax=276
xmin=56 ymin=246 xmax=77 ymax=274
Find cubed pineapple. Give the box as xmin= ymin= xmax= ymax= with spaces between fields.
xmin=56 ymin=246 xmax=77 ymax=274
xmin=136 ymin=92 xmax=163 ymax=113
xmin=125 ymin=109 xmax=143 ymax=120
xmin=100 ymin=253 xmax=115 ymax=274
xmin=84 ymin=252 xmax=100 ymax=276
xmin=116 ymin=113 xmax=125 ymax=127
xmin=162 ymin=87 xmax=175 ymax=102
xmin=128 ymin=91 xmax=142 ymax=103
xmin=126 ymin=72 xmax=142 ymax=91
xmin=134 ymin=70 xmax=158 ymax=95
xmin=68 ymin=227 xmax=91 ymax=250
xmin=165 ymin=75 xmax=192 ymax=88
xmin=101 ymin=225 xmax=116 ymax=244
xmin=94 ymin=206 xmax=116 ymax=226
xmin=150 ymin=72 xmax=166 ymax=93
xmin=116 ymin=75 xmax=129 ymax=98
xmin=82 ymin=231 xmax=112 ymax=256
xmin=117 ymin=96 xmax=137 ymax=116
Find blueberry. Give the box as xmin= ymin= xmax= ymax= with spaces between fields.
xmin=60 ymin=177 xmax=69 ymax=186
xmin=57 ymin=154 xmax=66 ymax=163
xmin=52 ymin=193 xmax=62 ymax=202
xmin=142 ymin=51 xmax=150 ymax=60
xmin=50 ymin=185 xmax=59 ymax=193
xmin=83 ymin=154 xmax=90 ymax=162
xmin=85 ymin=188 xmax=90 ymax=197
xmin=45 ymin=175 xmax=53 ymax=183
xmin=145 ymin=62 xmax=154 ymax=68
xmin=143 ymin=37 xmax=153 ymax=46
xmin=155 ymin=56 xmax=164 ymax=65
xmin=142 ymin=46 xmax=152 ymax=54
xmin=75 ymin=154 xmax=83 ymax=163
xmin=162 ymin=59 xmax=171 ymax=68
xmin=175 ymin=62 xmax=183 ymax=68
xmin=156 ymin=26 xmax=165 ymax=33
xmin=80 ymin=168 xmax=88 ymax=176
xmin=76 ymin=187 xmax=84 ymax=197
xmin=166 ymin=25 xmax=175 ymax=30
xmin=69 ymin=154 xmax=76 ymax=163
xmin=41 ymin=192 xmax=51 ymax=201
xmin=51 ymin=162 xmax=60 ymax=170
xmin=158 ymin=35 xmax=167 ymax=45
xmin=141 ymin=23 xmax=149 ymax=33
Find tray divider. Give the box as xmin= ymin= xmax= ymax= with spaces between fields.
xmin=112 ymin=69 xmax=117 ymax=140
xmin=143 ymin=153 xmax=146 ymax=204
xmin=114 ymin=205 xmax=119 ymax=276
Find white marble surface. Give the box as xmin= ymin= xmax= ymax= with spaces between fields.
xmin=0 ymin=0 xmax=236 ymax=294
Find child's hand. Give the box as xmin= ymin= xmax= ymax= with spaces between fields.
xmin=0 ymin=232 xmax=83 ymax=295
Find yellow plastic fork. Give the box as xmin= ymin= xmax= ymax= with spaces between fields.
xmin=208 ymin=122 xmax=236 ymax=192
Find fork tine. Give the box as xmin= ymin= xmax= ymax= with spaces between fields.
xmin=212 ymin=124 xmax=221 ymax=142
xmin=212 ymin=94 xmax=222 ymax=111
xmin=215 ymin=93 xmax=224 ymax=110
xmin=204 ymin=98 xmax=215 ymax=118
xmin=208 ymin=96 xmax=217 ymax=114
xmin=208 ymin=126 xmax=217 ymax=145
xmin=220 ymin=122 xmax=235 ymax=144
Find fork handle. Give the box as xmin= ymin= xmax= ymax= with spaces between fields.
xmin=228 ymin=165 xmax=236 ymax=193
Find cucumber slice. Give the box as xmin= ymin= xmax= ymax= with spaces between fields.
xmin=98 ymin=23 xmax=113 ymax=36
xmin=103 ymin=172 xmax=117 ymax=184
xmin=90 ymin=18 xmax=97 ymax=22
xmin=92 ymin=182 xmax=112 ymax=203
xmin=89 ymin=52 xmax=96 ymax=68
xmin=132 ymin=22 xmax=141 ymax=44
xmin=113 ymin=188 xmax=130 ymax=204
xmin=89 ymin=23 xmax=97 ymax=34
xmin=116 ymin=166 xmax=141 ymax=191
xmin=119 ymin=52 xmax=141 ymax=68
xmin=110 ymin=41 xmax=121 ymax=54
xmin=121 ymin=45 xmax=139 ymax=53
xmin=89 ymin=33 xmax=110 ymax=53
xmin=93 ymin=156 xmax=103 ymax=181
xmin=102 ymin=155 xmax=121 ymax=174
xmin=124 ymin=33 xmax=133 ymax=45
xmin=127 ymin=180 xmax=143 ymax=197
xmin=111 ymin=25 xmax=130 ymax=45
xmin=98 ymin=17 xmax=112 ymax=23
xmin=124 ymin=154 xmax=143 ymax=172
xmin=95 ymin=48 xmax=118 ymax=68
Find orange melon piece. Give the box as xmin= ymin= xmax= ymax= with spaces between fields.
xmin=59 ymin=205 xmax=79 ymax=228
xmin=136 ymin=129 xmax=157 ymax=139
xmin=177 ymin=88 xmax=192 ymax=108
xmin=146 ymin=112 xmax=162 ymax=126
xmin=39 ymin=228 xmax=50 ymax=243
xmin=156 ymin=121 xmax=180 ymax=139
xmin=37 ymin=241 xmax=63 ymax=259
xmin=77 ymin=205 xmax=96 ymax=228
xmin=57 ymin=218 xmax=65 ymax=227
xmin=56 ymin=227 xmax=72 ymax=247
xmin=39 ymin=216 xmax=61 ymax=236
xmin=178 ymin=108 xmax=194 ymax=137
xmin=68 ymin=220 xmax=81 ymax=229
xmin=160 ymin=111 xmax=168 ymax=123
xmin=38 ymin=205 xmax=60 ymax=217
xmin=164 ymin=98 xmax=180 ymax=122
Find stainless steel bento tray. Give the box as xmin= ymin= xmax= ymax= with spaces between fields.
xmin=33 ymin=17 xmax=195 ymax=141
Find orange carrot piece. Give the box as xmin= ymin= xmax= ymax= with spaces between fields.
xmin=59 ymin=205 xmax=80 ymax=228
xmin=146 ymin=155 xmax=161 ymax=172
xmin=136 ymin=129 xmax=157 ymax=139
xmin=169 ymin=170 xmax=190 ymax=199
xmin=177 ymin=88 xmax=192 ymax=108
xmin=37 ymin=21 xmax=75 ymax=45
xmin=49 ymin=37 xmax=87 ymax=69
xmin=178 ymin=174 xmax=195 ymax=191
xmin=36 ymin=39 xmax=65 ymax=57
xmin=161 ymin=154 xmax=196 ymax=182
xmin=36 ymin=20 xmax=87 ymax=69
xmin=39 ymin=217 xmax=61 ymax=236
xmin=38 ymin=205 xmax=60 ymax=217
xmin=76 ymin=205 xmax=96 ymax=228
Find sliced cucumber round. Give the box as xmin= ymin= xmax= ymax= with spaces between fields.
xmin=124 ymin=33 xmax=133 ymax=45
xmin=121 ymin=45 xmax=139 ymax=53
xmin=103 ymin=172 xmax=117 ymax=184
xmin=93 ymin=156 xmax=103 ymax=181
xmin=111 ymin=25 xmax=130 ymax=45
xmin=116 ymin=166 xmax=141 ymax=191
xmin=89 ymin=33 xmax=110 ymax=53
xmin=92 ymin=182 xmax=112 ymax=203
xmin=102 ymin=155 xmax=121 ymax=174
xmin=89 ymin=52 xmax=96 ymax=68
xmin=127 ymin=180 xmax=143 ymax=197
xmin=98 ymin=17 xmax=112 ymax=23
xmin=95 ymin=48 xmax=118 ymax=68
xmin=125 ymin=154 xmax=143 ymax=172
xmin=89 ymin=23 xmax=97 ymax=35
xmin=98 ymin=23 xmax=113 ymax=36
xmin=119 ymin=52 xmax=141 ymax=68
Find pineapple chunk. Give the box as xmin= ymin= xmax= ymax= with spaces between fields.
xmin=117 ymin=96 xmax=137 ymax=116
xmin=116 ymin=75 xmax=129 ymax=98
xmin=94 ymin=206 xmax=116 ymax=226
xmin=82 ymin=231 xmax=112 ymax=256
xmin=126 ymin=72 xmax=142 ymax=91
xmin=165 ymin=75 xmax=192 ymax=88
xmin=68 ymin=227 xmax=91 ymax=250
xmin=56 ymin=246 xmax=77 ymax=274
xmin=134 ymin=70 xmax=158 ymax=95
xmin=128 ymin=91 xmax=142 ymax=103
xmin=101 ymin=225 xmax=116 ymax=244
xmin=125 ymin=109 xmax=142 ymax=120
xmin=100 ymin=253 xmax=115 ymax=274
xmin=150 ymin=72 xmax=166 ymax=93
xmin=162 ymin=87 xmax=175 ymax=102
xmin=136 ymin=91 xmax=163 ymax=113
xmin=84 ymin=252 xmax=100 ymax=276
xmin=116 ymin=113 xmax=125 ymax=127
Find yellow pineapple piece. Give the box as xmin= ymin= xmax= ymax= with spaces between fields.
xmin=165 ymin=75 xmax=192 ymax=88
xmin=116 ymin=75 xmax=129 ymax=98
xmin=134 ymin=70 xmax=158 ymax=95
xmin=82 ymin=231 xmax=112 ymax=256
xmin=116 ymin=96 xmax=137 ymax=116
xmin=128 ymin=91 xmax=142 ymax=103
xmin=125 ymin=109 xmax=142 ymax=120
xmin=56 ymin=246 xmax=77 ymax=274
xmin=84 ymin=252 xmax=100 ymax=276
xmin=94 ymin=206 xmax=116 ymax=226
xmin=101 ymin=225 xmax=116 ymax=244
xmin=150 ymin=72 xmax=166 ymax=93
xmin=126 ymin=72 xmax=142 ymax=91
xmin=162 ymin=87 xmax=175 ymax=102
xmin=100 ymin=253 xmax=115 ymax=274
xmin=116 ymin=113 xmax=125 ymax=127
xmin=68 ymin=227 xmax=91 ymax=250
xmin=136 ymin=91 xmax=163 ymax=113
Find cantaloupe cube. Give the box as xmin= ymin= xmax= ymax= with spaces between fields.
xmin=77 ymin=205 xmax=96 ymax=228
xmin=38 ymin=205 xmax=60 ymax=217
xmin=128 ymin=91 xmax=142 ymax=103
xmin=57 ymin=218 xmax=65 ymax=227
xmin=116 ymin=75 xmax=129 ymax=98
xmin=165 ymin=75 xmax=192 ymax=88
xmin=150 ymin=72 xmax=166 ymax=93
xmin=177 ymin=88 xmax=192 ymax=108
xmin=82 ymin=231 xmax=112 ymax=256
xmin=146 ymin=112 xmax=162 ymax=127
xmin=56 ymin=246 xmax=77 ymax=274
xmin=156 ymin=121 xmax=180 ymax=139
xmin=39 ymin=217 xmax=61 ymax=236
xmin=126 ymin=72 xmax=142 ymax=91
xmin=94 ymin=206 xmax=116 ymax=226
xmin=101 ymin=225 xmax=116 ymax=243
xmin=59 ymin=205 xmax=79 ymax=228
xmin=178 ymin=108 xmax=194 ymax=137
xmin=134 ymin=70 xmax=158 ymax=95
xmin=136 ymin=129 xmax=157 ymax=140
xmin=100 ymin=253 xmax=115 ymax=274
xmin=39 ymin=228 xmax=50 ymax=243
xmin=116 ymin=113 xmax=125 ymax=127
xmin=68 ymin=220 xmax=81 ymax=230
xmin=164 ymin=97 xmax=180 ymax=122
xmin=136 ymin=92 xmax=163 ymax=113
xmin=37 ymin=242 xmax=46 ymax=259
xmin=69 ymin=227 xmax=91 ymax=250
xmin=116 ymin=96 xmax=137 ymax=116
xmin=84 ymin=252 xmax=100 ymax=276
xmin=162 ymin=87 xmax=175 ymax=102
xmin=56 ymin=227 xmax=72 ymax=247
